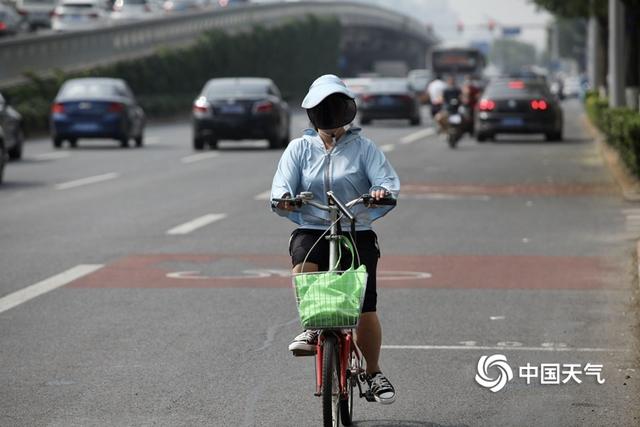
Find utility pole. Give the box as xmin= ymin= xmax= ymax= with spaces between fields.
xmin=609 ymin=0 xmax=625 ymax=107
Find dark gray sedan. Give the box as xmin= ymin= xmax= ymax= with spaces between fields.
xmin=475 ymin=78 xmax=563 ymax=142
xmin=358 ymin=78 xmax=421 ymax=126
xmin=192 ymin=77 xmax=290 ymax=150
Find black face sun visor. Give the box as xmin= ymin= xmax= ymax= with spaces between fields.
xmin=307 ymin=93 xmax=357 ymax=130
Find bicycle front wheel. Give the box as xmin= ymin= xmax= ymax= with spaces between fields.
xmin=322 ymin=335 xmax=340 ymax=427
xmin=339 ymin=350 xmax=357 ymax=426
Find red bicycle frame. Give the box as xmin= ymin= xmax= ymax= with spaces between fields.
xmin=315 ymin=331 xmax=361 ymax=398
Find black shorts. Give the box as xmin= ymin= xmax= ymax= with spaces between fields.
xmin=289 ymin=228 xmax=380 ymax=313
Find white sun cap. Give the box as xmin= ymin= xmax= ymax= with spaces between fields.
xmin=301 ymin=74 xmax=355 ymax=109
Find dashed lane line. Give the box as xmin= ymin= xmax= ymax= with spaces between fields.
xmin=400 ymin=127 xmax=436 ymax=145
xmin=0 ymin=265 xmax=104 ymax=314
xmin=55 ymin=173 xmax=119 ymax=190
xmin=166 ymin=213 xmax=227 ymax=235
xmin=32 ymin=152 xmax=71 ymax=161
xmin=145 ymin=136 xmax=160 ymax=145
xmin=380 ymin=144 xmax=395 ymax=152
xmin=254 ymin=190 xmax=272 ymax=201
xmin=181 ymin=152 xmax=220 ymax=164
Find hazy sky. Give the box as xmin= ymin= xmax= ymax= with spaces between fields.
xmin=349 ymin=0 xmax=552 ymax=52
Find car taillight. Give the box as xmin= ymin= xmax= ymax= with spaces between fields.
xmin=193 ymin=97 xmax=209 ymax=114
xmin=108 ymin=102 xmax=125 ymax=113
xmin=509 ymin=81 xmax=525 ymax=89
xmin=0 ymin=22 xmax=6 ymax=31
xmin=51 ymin=103 xmax=64 ymax=114
xmin=361 ymin=94 xmax=374 ymax=103
xmin=478 ymin=99 xmax=496 ymax=111
xmin=531 ymin=99 xmax=548 ymax=110
xmin=254 ymin=101 xmax=274 ymax=113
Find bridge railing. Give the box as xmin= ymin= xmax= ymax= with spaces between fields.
xmin=0 ymin=1 xmax=435 ymax=87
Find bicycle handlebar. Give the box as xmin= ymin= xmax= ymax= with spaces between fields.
xmin=272 ymin=192 xmax=397 ymax=210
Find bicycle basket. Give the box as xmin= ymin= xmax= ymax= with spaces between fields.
xmin=292 ymin=267 xmax=367 ymax=329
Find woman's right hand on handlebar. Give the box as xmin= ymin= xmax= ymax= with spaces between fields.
xmin=275 ymin=193 xmax=296 ymax=211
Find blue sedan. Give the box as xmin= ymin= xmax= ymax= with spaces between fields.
xmin=51 ymin=78 xmax=145 ymax=148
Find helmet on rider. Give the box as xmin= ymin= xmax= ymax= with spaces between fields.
xmin=302 ymin=74 xmax=357 ymax=130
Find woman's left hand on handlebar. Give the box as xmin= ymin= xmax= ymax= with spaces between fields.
xmin=370 ymin=188 xmax=389 ymax=201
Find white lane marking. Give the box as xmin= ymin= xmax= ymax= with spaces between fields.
xmin=490 ymin=316 xmax=506 ymax=320
xmin=0 ymin=265 xmax=103 ymax=314
xmin=55 ymin=173 xmax=119 ymax=190
xmin=399 ymin=193 xmax=491 ymax=201
xmin=380 ymin=144 xmax=395 ymax=153
xmin=400 ymin=128 xmax=435 ymax=145
xmin=381 ymin=345 xmax=627 ymax=352
xmin=181 ymin=152 xmax=220 ymax=164
xmin=145 ymin=136 xmax=160 ymax=145
xmin=32 ymin=152 xmax=70 ymax=161
xmin=623 ymin=209 xmax=640 ymax=231
xmin=166 ymin=213 xmax=227 ymax=235
xmin=254 ymin=190 xmax=272 ymax=201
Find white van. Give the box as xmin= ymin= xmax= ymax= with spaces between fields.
xmin=15 ymin=0 xmax=57 ymax=30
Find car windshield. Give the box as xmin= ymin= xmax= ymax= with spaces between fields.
xmin=205 ymin=81 xmax=269 ymax=98
xmin=484 ymin=81 xmax=549 ymax=98
xmin=59 ymin=81 xmax=125 ymax=99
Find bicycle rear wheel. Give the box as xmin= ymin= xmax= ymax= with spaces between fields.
xmin=322 ymin=335 xmax=340 ymax=427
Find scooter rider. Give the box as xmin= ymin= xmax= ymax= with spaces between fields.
xmin=435 ymin=75 xmax=462 ymax=133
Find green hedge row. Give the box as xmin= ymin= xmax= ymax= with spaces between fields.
xmin=585 ymin=92 xmax=640 ymax=177
xmin=4 ymin=15 xmax=342 ymax=133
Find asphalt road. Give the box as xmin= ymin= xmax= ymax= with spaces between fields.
xmin=1 ymin=100 xmax=639 ymax=426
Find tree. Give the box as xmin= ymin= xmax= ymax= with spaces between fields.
xmin=531 ymin=0 xmax=640 ymax=87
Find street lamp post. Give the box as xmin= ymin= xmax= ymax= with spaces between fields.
xmin=608 ymin=0 xmax=625 ymax=107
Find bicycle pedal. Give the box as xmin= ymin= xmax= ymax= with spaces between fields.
xmin=363 ymin=390 xmax=376 ymax=402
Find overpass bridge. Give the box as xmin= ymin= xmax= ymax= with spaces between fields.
xmin=0 ymin=1 xmax=439 ymax=86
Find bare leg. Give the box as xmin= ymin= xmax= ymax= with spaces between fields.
xmin=293 ymin=263 xmax=318 ymax=274
xmin=356 ymin=312 xmax=382 ymax=374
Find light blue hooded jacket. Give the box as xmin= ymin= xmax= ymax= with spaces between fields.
xmin=270 ymin=127 xmax=400 ymax=231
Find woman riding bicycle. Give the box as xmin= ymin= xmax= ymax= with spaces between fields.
xmin=270 ymin=74 xmax=400 ymax=404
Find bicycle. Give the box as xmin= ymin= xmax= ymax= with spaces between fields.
xmin=272 ymin=190 xmax=396 ymax=427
